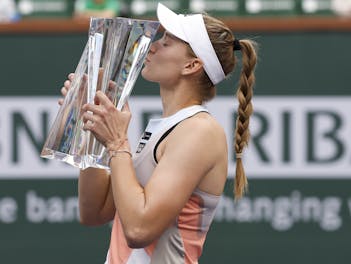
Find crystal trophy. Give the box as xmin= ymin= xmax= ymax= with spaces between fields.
xmin=41 ymin=17 xmax=160 ymax=169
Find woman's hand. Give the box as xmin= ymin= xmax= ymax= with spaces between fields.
xmin=82 ymin=91 xmax=131 ymax=151
xmin=58 ymin=73 xmax=74 ymax=105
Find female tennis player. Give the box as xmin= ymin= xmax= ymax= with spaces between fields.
xmin=61 ymin=3 xmax=257 ymax=263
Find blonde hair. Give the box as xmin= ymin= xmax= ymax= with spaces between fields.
xmin=187 ymin=15 xmax=258 ymax=199
xmin=233 ymin=39 xmax=257 ymax=199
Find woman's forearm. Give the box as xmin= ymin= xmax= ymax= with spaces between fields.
xmin=79 ymin=168 xmax=115 ymax=225
xmin=109 ymin=154 xmax=155 ymax=247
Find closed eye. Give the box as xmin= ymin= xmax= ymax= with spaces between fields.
xmin=161 ymin=33 xmax=170 ymax=46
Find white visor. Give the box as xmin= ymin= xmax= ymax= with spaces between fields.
xmin=156 ymin=3 xmax=225 ymax=85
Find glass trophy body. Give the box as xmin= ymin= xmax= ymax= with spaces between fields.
xmin=41 ymin=17 xmax=160 ymax=169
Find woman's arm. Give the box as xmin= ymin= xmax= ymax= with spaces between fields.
xmin=83 ymin=92 xmax=227 ymax=247
xmin=59 ymin=74 xmax=115 ymax=226
xmin=78 ymin=168 xmax=115 ymax=226
xmin=109 ymin=116 xmax=225 ymax=248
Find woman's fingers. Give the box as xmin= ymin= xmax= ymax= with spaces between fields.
xmin=82 ymin=103 xmax=107 ymax=117
xmin=58 ymin=73 xmax=74 ymax=105
xmin=82 ymin=111 xmax=101 ymax=127
xmin=63 ymin=73 xmax=74 ymax=93
xmin=64 ymin=79 xmax=71 ymax=89
xmin=81 ymin=94 xmax=130 ymax=148
xmin=122 ymin=101 xmax=130 ymax=112
xmin=59 ymin=85 xmax=69 ymax=105
xmin=95 ymin=91 xmax=114 ymax=109
xmin=61 ymin=86 xmax=68 ymax=96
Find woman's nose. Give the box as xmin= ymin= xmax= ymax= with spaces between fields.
xmin=149 ymin=41 xmax=157 ymax=53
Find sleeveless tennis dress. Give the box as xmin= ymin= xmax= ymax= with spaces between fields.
xmin=105 ymin=105 xmax=221 ymax=264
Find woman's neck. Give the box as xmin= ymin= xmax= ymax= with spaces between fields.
xmin=159 ymin=83 xmax=202 ymax=117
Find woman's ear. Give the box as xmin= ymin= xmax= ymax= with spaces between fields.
xmin=182 ymin=58 xmax=204 ymax=76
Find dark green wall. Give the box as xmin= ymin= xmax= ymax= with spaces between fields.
xmin=1 ymin=31 xmax=350 ymax=96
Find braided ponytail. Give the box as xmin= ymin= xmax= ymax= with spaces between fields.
xmin=234 ymin=39 xmax=257 ymax=199
xmin=187 ymin=15 xmax=258 ymax=199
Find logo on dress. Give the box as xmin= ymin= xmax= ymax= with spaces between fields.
xmin=136 ymin=131 xmax=152 ymax=153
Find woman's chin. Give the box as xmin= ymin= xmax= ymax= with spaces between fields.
xmin=141 ymin=69 xmax=156 ymax=83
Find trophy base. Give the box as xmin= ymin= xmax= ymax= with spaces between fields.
xmin=40 ymin=148 xmax=110 ymax=171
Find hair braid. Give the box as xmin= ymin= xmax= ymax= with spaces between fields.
xmin=234 ymin=39 xmax=257 ymax=199
xmin=187 ymin=14 xmax=258 ymax=199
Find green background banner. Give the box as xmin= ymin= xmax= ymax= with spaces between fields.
xmin=0 ymin=179 xmax=350 ymax=263
xmin=1 ymin=24 xmax=351 ymax=264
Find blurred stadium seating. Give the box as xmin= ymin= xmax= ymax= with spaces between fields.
xmin=3 ymin=0 xmax=350 ymax=19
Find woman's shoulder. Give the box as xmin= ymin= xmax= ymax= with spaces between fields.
xmin=186 ymin=111 xmax=225 ymax=135
xmin=172 ymin=111 xmax=227 ymax=147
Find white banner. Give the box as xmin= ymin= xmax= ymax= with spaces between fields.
xmin=0 ymin=96 xmax=350 ymax=179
